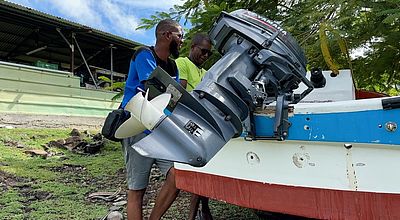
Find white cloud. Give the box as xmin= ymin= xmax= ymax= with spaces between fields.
xmin=112 ymin=0 xmax=184 ymax=10
xmin=7 ymin=0 xmax=183 ymax=44
xmin=6 ymin=0 xmax=31 ymax=6
xmin=50 ymin=0 xmax=105 ymax=30
xmin=48 ymin=0 xmax=174 ymax=40
xmin=99 ymin=0 xmax=143 ymax=36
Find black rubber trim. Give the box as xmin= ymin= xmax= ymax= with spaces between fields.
xmin=382 ymin=97 xmax=400 ymax=110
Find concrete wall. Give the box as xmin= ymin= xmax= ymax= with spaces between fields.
xmin=0 ymin=61 xmax=120 ymax=117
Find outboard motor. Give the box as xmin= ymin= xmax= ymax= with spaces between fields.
xmin=126 ymin=9 xmax=313 ymax=167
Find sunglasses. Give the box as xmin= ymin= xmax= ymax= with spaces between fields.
xmin=169 ymin=31 xmax=184 ymax=40
xmin=196 ymin=46 xmax=213 ymax=56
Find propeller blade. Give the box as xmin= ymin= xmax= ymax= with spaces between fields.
xmin=115 ymin=116 xmax=146 ymax=139
xmin=140 ymin=89 xmax=167 ymax=130
xmin=115 ymin=92 xmax=146 ymax=138
xmin=150 ymin=93 xmax=171 ymax=110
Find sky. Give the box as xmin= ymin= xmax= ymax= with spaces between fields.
xmin=7 ymin=0 xmax=184 ymax=45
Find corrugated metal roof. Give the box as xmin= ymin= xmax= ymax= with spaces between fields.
xmin=0 ymin=0 xmax=144 ymax=77
xmin=1 ymin=1 xmax=142 ymax=47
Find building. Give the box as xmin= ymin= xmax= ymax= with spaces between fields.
xmin=0 ymin=1 xmax=142 ymax=128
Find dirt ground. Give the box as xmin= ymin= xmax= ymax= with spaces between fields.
xmin=0 ymin=113 xmax=105 ymax=130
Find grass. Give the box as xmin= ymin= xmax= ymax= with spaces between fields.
xmin=0 ymin=128 xmax=263 ymax=220
xmin=0 ymin=189 xmax=25 ymax=219
xmin=28 ymin=199 xmax=107 ymax=220
xmin=0 ymin=128 xmax=123 ymax=220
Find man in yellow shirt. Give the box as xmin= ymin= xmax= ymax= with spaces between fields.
xmin=176 ymin=33 xmax=213 ymax=220
xmin=176 ymin=33 xmax=212 ymax=91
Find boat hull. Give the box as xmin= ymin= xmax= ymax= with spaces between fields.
xmin=175 ymin=97 xmax=400 ymax=219
xmin=175 ymin=139 xmax=400 ymax=219
xmin=176 ymin=168 xmax=400 ymax=219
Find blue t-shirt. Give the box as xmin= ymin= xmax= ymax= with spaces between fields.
xmin=121 ymin=48 xmax=179 ymax=108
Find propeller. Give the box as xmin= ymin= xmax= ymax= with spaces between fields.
xmin=115 ymin=89 xmax=171 ymax=139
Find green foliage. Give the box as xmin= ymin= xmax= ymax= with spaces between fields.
xmin=138 ymin=0 xmax=399 ymax=95
xmin=98 ymin=75 xmax=124 ymax=100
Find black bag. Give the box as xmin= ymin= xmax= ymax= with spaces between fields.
xmin=101 ymin=109 xmax=131 ymax=142
xmin=100 ymin=48 xmax=147 ymax=142
xmin=101 ymin=46 xmax=171 ymax=142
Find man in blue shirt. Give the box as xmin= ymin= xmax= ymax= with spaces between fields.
xmin=121 ymin=19 xmax=183 ymax=220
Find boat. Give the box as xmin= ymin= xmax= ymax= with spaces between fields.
xmin=121 ymin=9 xmax=400 ymax=219
xmin=174 ymin=69 xmax=400 ymax=219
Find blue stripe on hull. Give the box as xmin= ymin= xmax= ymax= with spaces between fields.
xmin=254 ymin=108 xmax=400 ymax=145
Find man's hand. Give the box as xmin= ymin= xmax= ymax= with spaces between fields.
xmin=180 ymin=79 xmax=188 ymax=89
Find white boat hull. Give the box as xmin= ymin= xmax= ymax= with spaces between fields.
xmin=175 ymin=139 xmax=400 ymax=219
xmin=175 ymin=96 xmax=400 ymax=219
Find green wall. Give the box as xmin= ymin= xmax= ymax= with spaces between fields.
xmin=0 ymin=61 xmax=120 ymax=117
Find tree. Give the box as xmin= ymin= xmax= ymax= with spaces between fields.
xmin=98 ymin=75 xmax=125 ymax=100
xmin=138 ymin=0 xmax=399 ymax=95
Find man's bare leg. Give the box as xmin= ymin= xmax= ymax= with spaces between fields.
xmin=149 ymin=168 xmax=180 ymax=220
xmin=127 ymin=188 xmax=146 ymax=220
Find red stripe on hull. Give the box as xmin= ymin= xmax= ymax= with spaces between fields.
xmin=176 ymin=169 xmax=400 ymax=219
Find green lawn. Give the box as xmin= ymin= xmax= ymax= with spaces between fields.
xmin=0 ymin=128 xmax=123 ymax=220
xmin=0 ymin=128 xmax=262 ymax=220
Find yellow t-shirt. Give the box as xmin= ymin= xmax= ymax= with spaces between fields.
xmin=176 ymin=57 xmax=206 ymax=91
